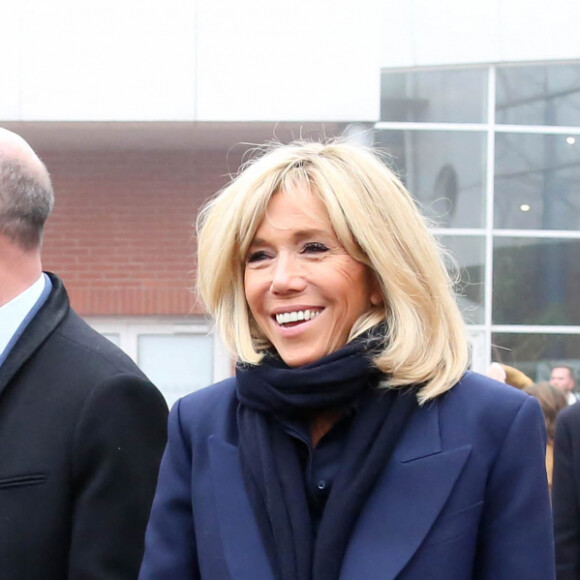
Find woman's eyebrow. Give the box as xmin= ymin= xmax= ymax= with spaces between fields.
xmin=249 ymin=228 xmax=332 ymax=246
xmin=293 ymin=228 xmax=331 ymax=241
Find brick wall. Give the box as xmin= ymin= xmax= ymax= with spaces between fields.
xmin=40 ymin=148 xmax=241 ymax=316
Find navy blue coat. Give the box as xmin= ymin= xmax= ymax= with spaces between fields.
xmin=140 ymin=371 xmax=555 ymax=580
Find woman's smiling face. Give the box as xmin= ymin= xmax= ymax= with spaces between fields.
xmin=243 ymin=184 xmax=381 ymax=367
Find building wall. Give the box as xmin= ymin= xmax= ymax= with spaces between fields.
xmin=41 ymin=147 xmax=236 ymax=316
xmin=380 ymin=0 xmax=580 ymax=69
xmin=2 ymin=1 xmax=579 ymax=122
xmin=194 ymin=0 xmax=381 ymax=120
xmin=0 ymin=0 xmax=380 ymax=122
xmin=0 ymin=0 xmax=197 ymax=121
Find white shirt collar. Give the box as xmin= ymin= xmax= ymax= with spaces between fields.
xmin=0 ymin=274 xmax=46 ymax=358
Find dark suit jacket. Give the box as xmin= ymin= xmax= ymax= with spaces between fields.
xmin=140 ymin=371 xmax=554 ymax=580
xmin=553 ymin=401 xmax=580 ymax=579
xmin=0 ymin=273 xmax=169 ymax=579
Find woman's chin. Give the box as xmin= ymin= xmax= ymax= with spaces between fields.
xmin=276 ymin=351 xmax=319 ymax=368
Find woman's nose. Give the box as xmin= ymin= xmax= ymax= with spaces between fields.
xmin=270 ymin=254 xmax=306 ymax=294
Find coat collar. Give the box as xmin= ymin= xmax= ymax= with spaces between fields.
xmin=209 ymin=392 xmax=471 ymax=580
xmin=0 ymin=272 xmax=69 ymax=397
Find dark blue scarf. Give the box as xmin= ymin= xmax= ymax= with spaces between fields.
xmin=236 ymin=331 xmax=417 ymax=580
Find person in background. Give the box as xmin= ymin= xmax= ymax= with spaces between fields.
xmin=524 ymin=382 xmax=567 ymax=492
xmin=140 ymin=139 xmax=554 ymax=580
xmin=487 ymin=362 xmax=533 ymax=390
xmin=550 ymin=366 xmax=578 ymax=406
xmin=0 ymin=128 xmax=168 ymax=579
xmin=486 ymin=361 xmax=507 ymax=383
xmin=553 ymin=395 xmax=580 ymax=579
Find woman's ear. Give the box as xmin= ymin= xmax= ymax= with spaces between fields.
xmin=370 ymin=291 xmax=383 ymax=306
xmin=369 ymin=274 xmax=384 ymax=306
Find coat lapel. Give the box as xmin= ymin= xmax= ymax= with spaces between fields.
xmin=0 ymin=273 xmax=68 ymax=397
xmin=339 ymin=398 xmax=472 ymax=580
xmin=209 ymin=436 xmax=275 ymax=580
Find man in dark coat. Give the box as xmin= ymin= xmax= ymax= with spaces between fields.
xmin=0 ymin=128 xmax=169 ymax=579
xmin=553 ymin=400 xmax=580 ymax=580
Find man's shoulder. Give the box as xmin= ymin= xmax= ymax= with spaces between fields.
xmin=557 ymin=399 xmax=580 ymax=424
xmin=53 ymin=310 xmax=148 ymax=379
xmin=26 ymin=273 xmax=145 ymax=378
xmin=554 ymin=400 xmax=580 ymax=449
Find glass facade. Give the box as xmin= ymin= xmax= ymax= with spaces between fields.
xmin=439 ymin=235 xmax=486 ymax=325
xmin=496 ymin=63 xmax=580 ymax=127
xmin=380 ymin=68 xmax=488 ymax=123
xmin=495 ymin=132 xmax=580 ymax=230
xmin=375 ymin=130 xmax=487 ymax=228
xmin=378 ymin=61 xmax=580 ymax=379
xmin=493 ymin=237 xmax=580 ymax=326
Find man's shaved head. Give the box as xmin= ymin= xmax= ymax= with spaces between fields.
xmin=0 ymin=128 xmax=54 ymax=250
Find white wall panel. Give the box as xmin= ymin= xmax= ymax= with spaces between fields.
xmin=410 ymin=0 xmax=500 ymax=66
xmin=378 ymin=3 xmax=416 ymax=69
xmin=380 ymin=0 xmax=580 ymax=69
xmin=5 ymin=0 xmax=579 ymax=121
xmin=17 ymin=0 xmax=197 ymax=120
xmin=0 ymin=4 xmax=24 ymax=119
xmin=380 ymin=0 xmax=501 ymax=68
xmin=499 ymin=0 xmax=580 ymax=62
xmin=196 ymin=0 xmax=381 ymax=121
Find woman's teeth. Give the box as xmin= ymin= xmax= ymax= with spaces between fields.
xmin=275 ymin=309 xmax=321 ymax=325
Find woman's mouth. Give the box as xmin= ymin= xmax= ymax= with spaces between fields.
xmin=275 ymin=309 xmax=322 ymax=327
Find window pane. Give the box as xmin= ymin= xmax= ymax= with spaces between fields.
xmin=494 ymin=133 xmax=580 ymax=230
xmin=491 ymin=332 xmax=580 ymax=383
xmin=438 ymin=235 xmax=485 ymax=324
xmin=138 ymin=334 xmax=213 ymax=408
xmin=380 ymin=68 xmax=487 ymax=123
xmin=376 ymin=130 xmax=486 ymax=228
xmin=493 ymin=237 xmax=580 ymax=325
xmin=496 ymin=63 xmax=580 ymax=126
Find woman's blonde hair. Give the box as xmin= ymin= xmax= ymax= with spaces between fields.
xmin=196 ymin=139 xmax=468 ymax=403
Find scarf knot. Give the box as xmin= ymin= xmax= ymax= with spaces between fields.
xmin=236 ymin=333 xmax=383 ymax=418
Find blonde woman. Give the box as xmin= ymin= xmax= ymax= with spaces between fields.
xmin=140 ymin=140 xmax=554 ymax=580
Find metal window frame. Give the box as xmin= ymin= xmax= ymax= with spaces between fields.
xmin=376 ymin=61 xmax=580 ymax=373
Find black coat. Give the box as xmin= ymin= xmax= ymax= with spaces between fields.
xmin=0 ymin=273 xmax=169 ymax=579
xmin=554 ymin=401 xmax=580 ymax=580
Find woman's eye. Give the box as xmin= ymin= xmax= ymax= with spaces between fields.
xmin=302 ymin=242 xmax=329 ymax=254
xmin=246 ymin=250 xmax=270 ymax=263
